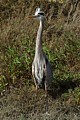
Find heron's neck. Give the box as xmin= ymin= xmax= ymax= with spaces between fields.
xmin=35 ymin=20 xmax=44 ymax=55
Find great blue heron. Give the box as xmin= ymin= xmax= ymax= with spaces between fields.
xmin=28 ymin=8 xmax=53 ymax=113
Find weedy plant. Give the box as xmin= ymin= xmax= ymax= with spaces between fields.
xmin=0 ymin=0 xmax=80 ymax=106
xmin=61 ymin=87 xmax=80 ymax=105
xmin=0 ymin=36 xmax=35 ymax=94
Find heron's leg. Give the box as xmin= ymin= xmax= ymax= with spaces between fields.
xmin=34 ymin=84 xmax=38 ymax=113
xmin=45 ymin=80 xmax=48 ymax=113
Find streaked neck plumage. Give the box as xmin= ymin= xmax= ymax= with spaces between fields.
xmin=35 ymin=20 xmax=44 ymax=56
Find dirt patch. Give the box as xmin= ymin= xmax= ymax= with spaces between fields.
xmin=0 ymin=83 xmax=80 ymax=120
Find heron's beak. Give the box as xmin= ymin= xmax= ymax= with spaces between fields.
xmin=28 ymin=15 xmax=38 ymax=19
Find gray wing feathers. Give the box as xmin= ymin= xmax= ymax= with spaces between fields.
xmin=32 ymin=56 xmax=53 ymax=87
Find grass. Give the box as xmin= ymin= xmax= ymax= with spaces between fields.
xmin=0 ymin=0 xmax=80 ymax=107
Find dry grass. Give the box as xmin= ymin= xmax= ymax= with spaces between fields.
xmin=0 ymin=0 xmax=80 ymax=119
xmin=0 ymin=83 xmax=80 ymax=120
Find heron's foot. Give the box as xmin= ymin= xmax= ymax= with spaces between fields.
xmin=45 ymin=111 xmax=50 ymax=115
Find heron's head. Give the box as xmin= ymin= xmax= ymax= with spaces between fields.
xmin=28 ymin=8 xmax=45 ymax=21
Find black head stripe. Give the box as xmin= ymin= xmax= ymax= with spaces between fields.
xmin=38 ymin=12 xmax=44 ymax=16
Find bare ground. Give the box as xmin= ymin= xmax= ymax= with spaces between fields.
xmin=0 ymin=81 xmax=80 ymax=120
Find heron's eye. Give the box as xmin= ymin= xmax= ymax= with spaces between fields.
xmin=38 ymin=13 xmax=44 ymax=16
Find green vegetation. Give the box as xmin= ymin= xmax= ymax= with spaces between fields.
xmin=0 ymin=0 xmax=80 ymax=105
